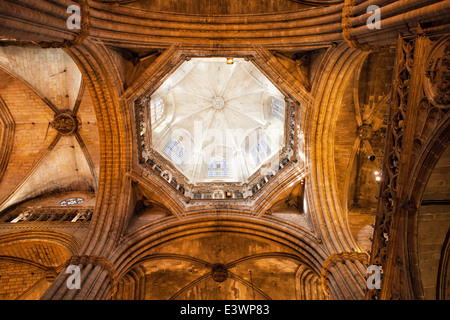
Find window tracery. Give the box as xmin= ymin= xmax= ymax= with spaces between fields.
xmin=251 ymin=138 xmax=271 ymax=165
xmin=208 ymin=158 xmax=229 ymax=177
xmin=164 ymin=139 xmax=184 ymax=165
xmin=272 ymin=97 xmax=285 ymax=121
xmin=150 ymin=97 xmax=164 ymax=124
xmin=60 ymin=198 xmax=84 ymax=206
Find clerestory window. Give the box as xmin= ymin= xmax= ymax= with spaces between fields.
xmin=272 ymin=97 xmax=285 ymax=121
xmin=150 ymin=97 xmax=164 ymax=124
xmin=250 ymin=138 xmax=271 ymax=165
xmin=207 ymin=158 xmax=229 ymax=177
xmin=60 ymin=198 xmax=84 ymax=206
xmin=164 ymin=139 xmax=184 ymax=165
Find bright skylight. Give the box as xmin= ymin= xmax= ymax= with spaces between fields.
xmin=150 ymin=58 xmax=286 ymax=184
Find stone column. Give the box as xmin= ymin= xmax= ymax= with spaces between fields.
xmin=39 ymin=39 xmax=129 ymax=299
xmin=41 ymin=255 xmax=118 ymax=300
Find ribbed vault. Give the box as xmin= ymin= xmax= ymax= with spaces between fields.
xmin=149 ymin=57 xmax=286 ymax=184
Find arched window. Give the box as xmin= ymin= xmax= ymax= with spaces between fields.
xmin=272 ymin=97 xmax=285 ymax=121
xmin=60 ymin=198 xmax=84 ymax=206
xmin=150 ymin=97 xmax=164 ymax=124
xmin=250 ymin=138 xmax=271 ymax=165
xmin=207 ymin=158 xmax=229 ymax=177
xmin=164 ymin=139 xmax=184 ymax=165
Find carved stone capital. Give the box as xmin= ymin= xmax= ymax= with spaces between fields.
xmin=321 ymin=251 xmax=369 ymax=294
xmin=322 ymin=251 xmax=369 ymax=271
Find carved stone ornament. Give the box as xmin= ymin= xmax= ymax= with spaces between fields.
xmin=51 ymin=113 xmax=80 ymax=135
xmin=211 ymin=263 xmax=228 ymax=283
xmin=342 ymin=0 xmax=388 ymax=52
xmin=425 ymin=38 xmax=450 ymax=109
xmin=357 ymin=124 xmax=374 ymax=140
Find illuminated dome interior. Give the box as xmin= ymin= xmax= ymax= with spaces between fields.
xmin=148 ymin=58 xmax=287 ymax=185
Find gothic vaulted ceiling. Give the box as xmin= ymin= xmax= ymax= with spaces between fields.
xmin=147 ymin=57 xmax=286 ymax=184
xmin=0 ymin=0 xmax=448 ymax=302
xmin=0 ymin=43 xmax=100 ymax=213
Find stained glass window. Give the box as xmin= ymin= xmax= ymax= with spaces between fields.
xmin=272 ymin=97 xmax=285 ymax=121
xmin=150 ymin=97 xmax=164 ymax=124
xmin=251 ymin=139 xmax=271 ymax=164
xmin=60 ymin=198 xmax=84 ymax=206
xmin=207 ymin=158 xmax=229 ymax=177
xmin=164 ymin=139 xmax=184 ymax=165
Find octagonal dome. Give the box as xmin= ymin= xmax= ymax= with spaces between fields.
xmin=147 ymin=57 xmax=287 ymax=185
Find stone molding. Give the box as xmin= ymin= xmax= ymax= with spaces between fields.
xmin=342 ymin=0 xmax=394 ymax=52
xmin=62 ymin=254 xmax=118 ymax=297
xmin=36 ymin=0 xmax=90 ymax=49
xmin=321 ymin=251 xmax=369 ymax=294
